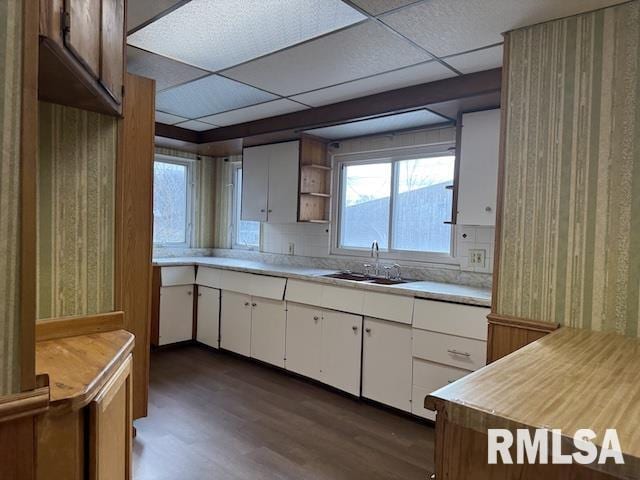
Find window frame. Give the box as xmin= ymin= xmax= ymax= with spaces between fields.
xmin=331 ymin=144 xmax=457 ymax=264
xmin=231 ymin=163 xmax=261 ymax=250
xmin=152 ymin=154 xmax=195 ymax=248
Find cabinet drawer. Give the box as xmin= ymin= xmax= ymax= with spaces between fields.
xmin=285 ymin=279 xmax=319 ymax=305
xmin=411 ymin=359 xmax=471 ymax=420
xmin=413 ymin=299 xmax=489 ymax=341
xmin=221 ymin=270 xmax=286 ymax=300
xmin=196 ymin=267 xmax=224 ymax=289
xmin=362 ymin=292 xmax=414 ymax=324
xmin=161 ymin=266 xmax=195 ymax=286
xmin=412 ymin=329 xmax=486 ymax=371
xmin=320 ymin=285 xmax=364 ymax=314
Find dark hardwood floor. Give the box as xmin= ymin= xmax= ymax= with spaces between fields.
xmin=133 ymin=345 xmax=435 ymax=480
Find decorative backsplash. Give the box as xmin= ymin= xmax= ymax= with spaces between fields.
xmin=496 ymin=1 xmax=640 ymax=337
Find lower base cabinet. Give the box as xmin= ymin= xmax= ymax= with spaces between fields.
xmin=220 ymin=290 xmax=252 ymax=356
xmin=362 ymin=317 xmax=412 ymax=412
xmin=411 ymin=358 xmax=470 ymax=420
xmin=250 ymin=298 xmax=286 ymax=368
xmin=159 ymin=285 xmax=194 ymax=346
xmin=285 ymin=303 xmax=322 ymax=380
xmin=196 ymin=286 xmax=220 ymax=348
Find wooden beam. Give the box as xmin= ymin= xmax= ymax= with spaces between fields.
xmin=155 ymin=122 xmax=199 ymax=143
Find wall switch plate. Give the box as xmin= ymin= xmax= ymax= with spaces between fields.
xmin=469 ymin=249 xmax=486 ymax=267
xmin=288 ymin=242 xmax=295 ymax=255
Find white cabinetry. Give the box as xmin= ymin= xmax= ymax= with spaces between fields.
xmin=158 ymin=285 xmax=193 ymax=346
xmin=285 ymin=303 xmax=322 ymax=380
xmin=242 ymin=141 xmax=299 ymax=224
xmin=250 ymin=298 xmax=286 ymax=368
xmin=196 ymin=286 xmax=220 ymax=348
xmin=362 ymin=318 xmax=412 ymax=412
xmin=220 ymin=290 xmax=252 ymax=356
xmin=457 ymin=108 xmax=500 ymax=226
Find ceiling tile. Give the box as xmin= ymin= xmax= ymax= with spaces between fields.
xmin=198 ymin=99 xmax=307 ymax=127
xmin=156 ymin=75 xmax=278 ymax=119
xmin=155 ymin=111 xmax=188 ymax=125
xmin=127 ymin=46 xmax=209 ymax=91
xmin=351 ymin=0 xmax=419 ymax=16
xmin=443 ymin=45 xmax=503 ymax=74
xmin=290 ymin=60 xmax=456 ymax=107
xmin=127 ymin=0 xmax=365 ymax=72
xmin=224 ymin=21 xmax=431 ymax=96
xmin=127 ymin=0 xmax=184 ymax=32
xmin=175 ymin=120 xmax=218 ymax=132
xmin=305 ymin=109 xmax=450 ymax=140
xmin=382 ymin=0 xmax=627 ymax=57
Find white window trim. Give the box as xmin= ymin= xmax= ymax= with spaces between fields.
xmin=231 ymin=163 xmax=261 ymax=251
xmin=153 ymin=154 xmax=195 ymax=248
xmin=330 ymin=143 xmax=459 ymax=265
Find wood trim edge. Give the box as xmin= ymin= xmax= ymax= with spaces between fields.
xmin=36 ymin=311 xmax=125 ymax=342
xmin=487 ymin=313 xmax=559 ymax=333
xmin=0 ymin=375 xmax=49 ymax=424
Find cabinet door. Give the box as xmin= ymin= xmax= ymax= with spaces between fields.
xmin=64 ymin=0 xmax=101 ymax=78
xmin=321 ymin=311 xmax=362 ymax=396
xmin=266 ymin=141 xmax=299 ymax=224
xmin=457 ymin=109 xmax=500 ymax=226
xmin=362 ymin=318 xmax=412 ymax=412
xmin=285 ymin=303 xmax=322 ymax=380
xmin=89 ymin=355 xmax=132 ymax=480
xmin=220 ymin=291 xmax=252 ymax=356
xmin=197 ymin=287 xmax=220 ymax=349
xmin=250 ymin=298 xmax=286 ymax=367
xmin=100 ymin=0 xmax=125 ymax=103
xmin=241 ymin=145 xmax=269 ymax=222
xmin=159 ymin=285 xmax=194 ymax=346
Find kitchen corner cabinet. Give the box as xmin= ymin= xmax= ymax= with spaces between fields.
xmin=362 ymin=318 xmax=412 ymax=412
xmin=196 ymin=286 xmax=220 ymax=348
xmin=39 ymin=0 xmax=125 ymax=116
xmin=242 ymin=141 xmax=300 ymax=223
xmin=457 ymin=108 xmax=500 ymax=226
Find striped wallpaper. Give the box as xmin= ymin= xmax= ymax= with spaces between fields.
xmin=213 ymin=155 xmax=238 ymax=249
xmin=37 ymin=103 xmax=117 ymax=320
xmin=0 ymin=0 xmax=23 ymax=394
xmin=496 ymin=0 xmax=640 ymax=337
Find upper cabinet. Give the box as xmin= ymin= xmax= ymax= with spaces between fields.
xmin=242 ymin=140 xmax=300 ymax=224
xmin=457 ymin=109 xmax=501 ymax=226
xmin=39 ymin=0 xmax=125 ymax=116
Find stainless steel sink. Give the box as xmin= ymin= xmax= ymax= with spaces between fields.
xmin=323 ymin=272 xmax=373 ymax=281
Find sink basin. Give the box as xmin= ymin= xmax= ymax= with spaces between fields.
xmin=323 ymin=272 xmax=372 ymax=281
xmin=367 ymin=278 xmax=410 ymax=285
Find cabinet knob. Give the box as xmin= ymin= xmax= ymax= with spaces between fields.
xmin=244 ymin=302 xmax=250 ymax=306
xmin=352 ymin=326 xmax=358 ymax=333
xmin=268 ymin=209 xmax=273 ymax=213
xmin=313 ymin=316 xmax=319 ymax=321
xmin=485 ymin=206 xmax=492 ymax=212
xmin=365 ymin=328 xmax=371 ymax=334
xmin=260 ymin=209 xmax=266 ymax=213
xmin=252 ymin=302 xmax=257 ymax=307
xmin=198 ymin=293 xmax=202 ymax=297
xmin=187 ymin=291 xmax=192 ymax=296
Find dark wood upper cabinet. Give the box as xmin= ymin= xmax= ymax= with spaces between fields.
xmin=39 ymin=0 xmax=125 ymax=116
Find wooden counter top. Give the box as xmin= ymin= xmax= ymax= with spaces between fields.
xmin=36 ymin=330 xmax=134 ymax=412
xmin=426 ymin=327 xmax=640 ymax=478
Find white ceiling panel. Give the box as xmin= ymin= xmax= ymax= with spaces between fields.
xmin=198 ymin=99 xmax=308 ymax=127
xmin=127 ymin=46 xmax=208 ymax=91
xmin=224 ymin=21 xmax=431 ymax=96
xmin=127 ymin=0 xmax=365 ymax=72
xmin=290 ymin=60 xmax=456 ymax=107
xmin=155 ymin=111 xmax=188 ymax=125
xmin=127 ymin=0 xmax=184 ymax=32
xmin=175 ymin=120 xmax=218 ymax=131
xmin=156 ymin=75 xmax=278 ymax=119
xmin=350 ymin=0 xmax=419 ymax=16
xmin=382 ymin=0 xmax=627 ymax=57
xmin=443 ymin=45 xmax=503 ymax=74
xmin=305 ymin=109 xmax=450 ymax=140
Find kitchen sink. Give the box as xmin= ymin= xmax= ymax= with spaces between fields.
xmin=367 ymin=278 xmax=410 ymax=285
xmin=323 ymin=272 xmax=373 ymax=281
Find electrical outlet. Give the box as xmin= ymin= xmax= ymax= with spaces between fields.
xmin=469 ymin=249 xmax=486 ymax=267
xmin=288 ymin=242 xmax=295 ymax=255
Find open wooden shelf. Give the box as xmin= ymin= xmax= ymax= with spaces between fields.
xmin=298 ymin=137 xmax=331 ymax=223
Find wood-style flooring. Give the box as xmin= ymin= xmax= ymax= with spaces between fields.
xmin=133 ymin=345 xmax=435 ymax=480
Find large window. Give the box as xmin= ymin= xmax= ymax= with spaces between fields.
xmin=153 ymin=157 xmax=193 ymax=246
xmin=334 ymin=147 xmax=455 ymax=260
xmin=233 ymin=165 xmax=260 ymax=249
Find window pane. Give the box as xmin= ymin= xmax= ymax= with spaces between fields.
xmin=153 ymin=161 xmax=188 ymax=244
xmin=235 ymin=168 xmax=260 ymax=248
xmin=340 ymin=162 xmax=391 ymax=249
xmin=392 ymin=156 xmax=454 ymax=253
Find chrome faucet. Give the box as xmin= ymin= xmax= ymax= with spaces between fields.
xmin=370 ymin=241 xmax=380 ymax=275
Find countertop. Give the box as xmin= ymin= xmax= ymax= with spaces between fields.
xmin=425 ymin=327 xmax=640 ymax=478
xmin=153 ymin=256 xmax=492 ymax=307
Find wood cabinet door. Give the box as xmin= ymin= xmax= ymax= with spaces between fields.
xmin=241 ymin=146 xmax=269 ymax=222
xmin=220 ymin=291 xmax=252 ymax=356
xmin=100 ymin=0 xmax=124 ymax=103
xmin=64 ymin=0 xmax=101 ymax=78
xmin=266 ymin=141 xmax=299 ymax=224
xmin=158 ymin=285 xmax=194 ymax=346
xmin=196 ymin=287 xmax=220 ymax=349
xmin=89 ymin=355 xmax=132 ymax=480
xmin=250 ymin=298 xmax=286 ymax=367
xmin=362 ymin=318 xmax=412 ymax=412
xmin=285 ymin=303 xmax=322 ymax=380
xmin=320 ymin=311 xmax=362 ymax=396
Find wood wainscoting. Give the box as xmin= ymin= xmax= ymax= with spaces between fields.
xmin=487 ymin=313 xmax=558 ymax=363
xmin=36 ymin=311 xmax=125 ymax=342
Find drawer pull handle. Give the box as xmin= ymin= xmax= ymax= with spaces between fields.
xmin=447 ymin=379 xmax=456 ymax=384
xmin=447 ymin=349 xmax=471 ymax=357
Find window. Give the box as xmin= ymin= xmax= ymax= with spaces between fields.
xmin=334 ymin=147 xmax=455 ymax=260
xmin=233 ymin=165 xmax=260 ymax=249
xmin=153 ymin=157 xmax=193 ymax=246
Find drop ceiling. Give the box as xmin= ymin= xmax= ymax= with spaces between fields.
xmin=127 ymin=0 xmax=627 ymax=132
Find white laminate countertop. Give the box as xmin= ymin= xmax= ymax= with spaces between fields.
xmin=153 ymin=256 xmax=492 ymax=307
